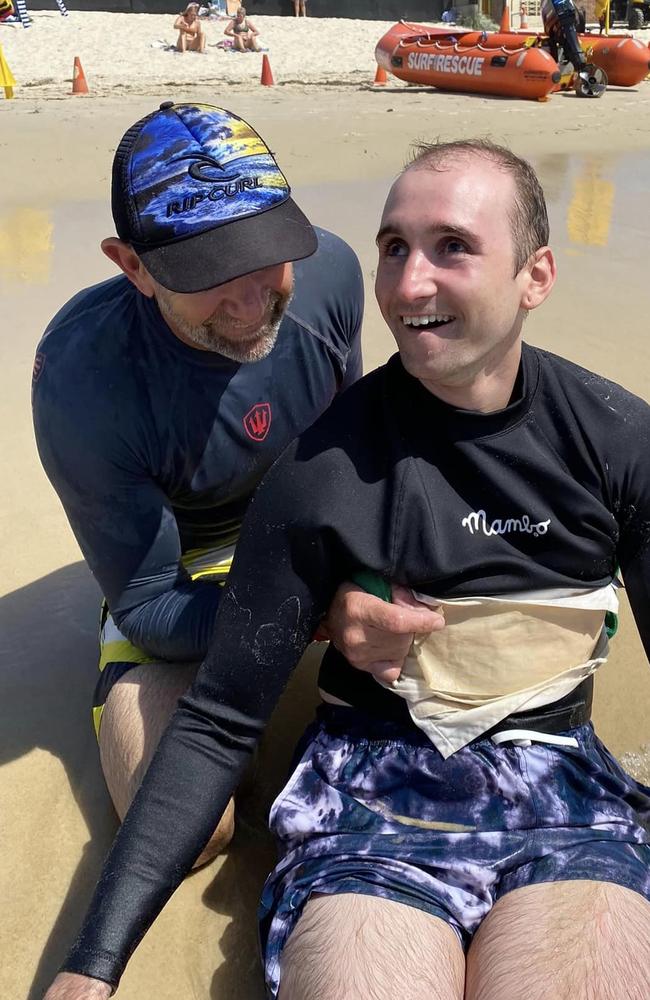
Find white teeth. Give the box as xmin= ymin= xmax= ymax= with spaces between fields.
xmin=401 ymin=314 xmax=454 ymax=327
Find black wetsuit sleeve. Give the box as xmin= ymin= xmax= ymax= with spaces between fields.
xmin=33 ymin=382 xmax=223 ymax=662
xmin=60 ymin=443 xmax=348 ymax=988
xmin=615 ymin=469 xmax=650 ymax=660
xmin=600 ymin=377 xmax=650 ymax=661
xmin=620 ymin=544 xmax=650 ymax=660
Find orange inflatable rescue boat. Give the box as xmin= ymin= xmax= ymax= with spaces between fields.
xmin=375 ymin=22 xmax=650 ymax=98
xmin=557 ymin=33 xmax=649 ymax=87
xmin=500 ymin=29 xmax=650 ymax=87
xmin=375 ymin=24 xmax=561 ymax=100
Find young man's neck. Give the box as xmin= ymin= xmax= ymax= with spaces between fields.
xmin=420 ymin=342 xmax=523 ymax=414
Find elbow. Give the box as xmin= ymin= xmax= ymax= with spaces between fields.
xmin=109 ymin=606 xmax=140 ymax=648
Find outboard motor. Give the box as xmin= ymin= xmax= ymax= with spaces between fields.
xmin=541 ymin=0 xmax=607 ymax=96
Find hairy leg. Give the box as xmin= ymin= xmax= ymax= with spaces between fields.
xmin=279 ymin=893 xmax=465 ymax=1000
xmin=98 ymin=660 xmax=235 ymax=866
xmin=466 ymin=880 xmax=650 ymax=1000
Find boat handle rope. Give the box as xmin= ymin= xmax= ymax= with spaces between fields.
xmin=406 ymin=38 xmax=532 ymax=55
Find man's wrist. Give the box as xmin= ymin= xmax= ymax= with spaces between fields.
xmin=44 ymin=971 xmax=113 ymax=1000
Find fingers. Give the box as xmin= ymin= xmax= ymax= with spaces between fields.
xmin=322 ymin=582 xmax=445 ymax=683
xmin=365 ymin=661 xmax=403 ymax=684
xmin=365 ymin=595 xmax=444 ymax=635
xmin=391 ymin=582 xmax=434 ymax=609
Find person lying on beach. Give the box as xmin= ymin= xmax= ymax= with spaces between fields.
xmin=33 ymin=98 xmax=436 ymax=876
xmin=224 ymin=5 xmax=261 ymax=51
xmin=42 ymin=139 xmax=650 ymax=1000
xmin=174 ymin=2 xmax=206 ymax=52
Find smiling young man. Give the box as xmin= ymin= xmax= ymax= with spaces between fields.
xmin=44 ymin=140 xmax=650 ymax=1000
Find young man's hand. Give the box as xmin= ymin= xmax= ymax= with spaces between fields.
xmin=43 ymin=972 xmax=112 ymax=1000
xmin=321 ymin=582 xmax=444 ymax=684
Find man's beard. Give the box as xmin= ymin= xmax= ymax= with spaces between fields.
xmin=156 ymin=285 xmax=292 ymax=363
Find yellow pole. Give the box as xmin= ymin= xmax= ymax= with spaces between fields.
xmin=606 ymin=0 xmax=611 ymax=34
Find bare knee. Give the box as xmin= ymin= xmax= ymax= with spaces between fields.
xmin=279 ymin=893 xmax=464 ymax=1000
xmin=98 ymin=660 xmax=199 ymax=819
xmin=192 ymin=797 xmax=235 ymax=868
xmin=98 ymin=660 xmax=236 ymax=863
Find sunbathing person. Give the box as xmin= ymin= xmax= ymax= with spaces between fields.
xmin=174 ymin=2 xmax=206 ymax=53
xmin=224 ymin=5 xmax=261 ymax=52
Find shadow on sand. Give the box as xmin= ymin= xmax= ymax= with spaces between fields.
xmin=0 ymin=561 xmax=322 ymax=998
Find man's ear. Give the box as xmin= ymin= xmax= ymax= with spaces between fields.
xmin=521 ymin=246 xmax=556 ymax=312
xmin=101 ymin=238 xmax=156 ymax=298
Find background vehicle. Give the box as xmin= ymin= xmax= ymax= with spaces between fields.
xmin=607 ymin=0 xmax=650 ymax=30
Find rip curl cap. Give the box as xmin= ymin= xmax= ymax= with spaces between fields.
xmin=111 ymin=101 xmax=318 ymax=293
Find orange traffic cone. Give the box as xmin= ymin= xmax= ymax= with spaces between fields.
xmin=500 ymin=3 xmax=511 ymax=31
xmin=520 ymin=1 xmax=529 ymax=28
xmin=72 ymin=56 xmax=89 ymax=95
xmin=260 ymin=54 xmax=274 ymax=86
xmin=373 ymin=64 xmax=388 ymax=85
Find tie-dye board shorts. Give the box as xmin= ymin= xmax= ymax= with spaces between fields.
xmin=259 ymin=705 xmax=650 ymax=997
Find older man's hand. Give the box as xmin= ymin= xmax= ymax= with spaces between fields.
xmin=43 ymin=972 xmax=112 ymax=1000
xmin=321 ymin=582 xmax=444 ymax=684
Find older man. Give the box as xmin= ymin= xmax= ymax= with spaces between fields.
xmin=33 ymin=101 xmax=439 ymax=870
xmin=44 ymin=140 xmax=650 ymax=1000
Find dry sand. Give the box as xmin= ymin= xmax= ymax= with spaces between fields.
xmin=1 ymin=11 xmax=650 ymax=1000
xmin=0 ymin=9 xmax=648 ymax=98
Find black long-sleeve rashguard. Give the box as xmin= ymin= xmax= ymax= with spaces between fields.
xmin=32 ymin=228 xmax=363 ymax=662
xmin=62 ymin=344 xmax=650 ymax=988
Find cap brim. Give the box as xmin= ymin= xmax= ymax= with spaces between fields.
xmin=135 ymin=198 xmax=318 ymax=293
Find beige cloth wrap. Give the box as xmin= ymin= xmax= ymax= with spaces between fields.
xmin=379 ymin=586 xmax=619 ymax=757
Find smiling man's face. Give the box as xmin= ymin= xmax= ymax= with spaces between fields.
xmin=375 ymin=155 xmax=536 ymax=406
xmin=155 ymin=262 xmax=294 ymax=363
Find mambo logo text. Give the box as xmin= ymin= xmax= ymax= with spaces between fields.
xmin=407 ymin=52 xmax=485 ymax=76
xmin=167 ymin=177 xmax=261 ymax=217
xmin=462 ymin=509 xmax=551 ymax=538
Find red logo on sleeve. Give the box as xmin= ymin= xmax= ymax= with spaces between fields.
xmin=243 ymin=402 xmax=272 ymax=442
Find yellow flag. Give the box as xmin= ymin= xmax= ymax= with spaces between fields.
xmin=0 ymin=43 xmax=16 ymax=98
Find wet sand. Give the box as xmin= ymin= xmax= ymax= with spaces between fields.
xmin=2 ymin=22 xmax=650 ymax=1000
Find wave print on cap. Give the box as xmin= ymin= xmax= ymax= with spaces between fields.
xmin=129 ymin=105 xmax=290 ymax=242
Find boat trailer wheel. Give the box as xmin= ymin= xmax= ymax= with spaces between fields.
xmin=575 ymin=63 xmax=607 ymax=97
